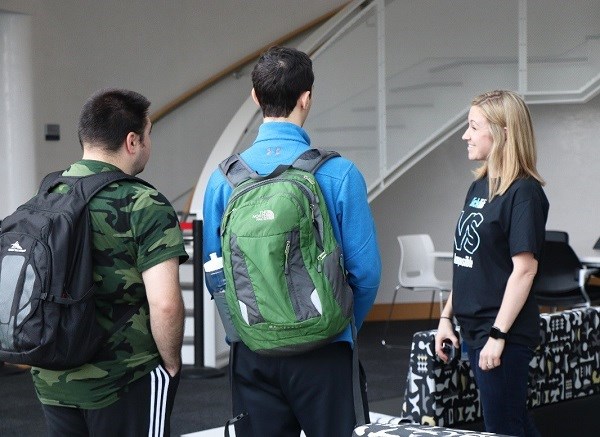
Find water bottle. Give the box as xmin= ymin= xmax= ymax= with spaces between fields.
xmin=204 ymin=253 xmax=240 ymax=342
xmin=204 ymin=252 xmax=226 ymax=294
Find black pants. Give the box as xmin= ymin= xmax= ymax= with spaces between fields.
xmin=231 ymin=341 xmax=359 ymax=437
xmin=468 ymin=343 xmax=540 ymax=437
xmin=41 ymin=364 xmax=180 ymax=437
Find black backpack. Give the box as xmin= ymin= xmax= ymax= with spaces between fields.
xmin=0 ymin=170 xmax=151 ymax=370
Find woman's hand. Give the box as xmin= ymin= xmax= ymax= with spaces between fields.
xmin=479 ymin=338 xmax=505 ymax=371
xmin=435 ymin=318 xmax=459 ymax=363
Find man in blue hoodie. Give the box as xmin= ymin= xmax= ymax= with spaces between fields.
xmin=202 ymin=46 xmax=381 ymax=437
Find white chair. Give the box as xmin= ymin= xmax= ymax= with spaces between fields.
xmin=382 ymin=234 xmax=452 ymax=347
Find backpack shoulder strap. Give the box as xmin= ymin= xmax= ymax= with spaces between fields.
xmin=38 ymin=171 xmax=64 ymax=194
xmin=76 ymin=171 xmax=154 ymax=202
xmin=219 ymin=148 xmax=340 ymax=188
xmin=219 ymin=154 xmax=261 ymax=188
xmin=291 ymin=148 xmax=340 ymax=174
xmin=38 ymin=171 xmax=154 ymax=203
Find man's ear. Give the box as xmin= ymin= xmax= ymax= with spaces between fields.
xmin=299 ymin=90 xmax=311 ymax=110
xmin=124 ymin=132 xmax=138 ymax=154
xmin=251 ymin=88 xmax=260 ymax=107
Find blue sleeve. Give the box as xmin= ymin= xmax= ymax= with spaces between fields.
xmin=335 ymin=164 xmax=381 ymax=331
xmin=202 ymin=170 xmax=232 ymax=292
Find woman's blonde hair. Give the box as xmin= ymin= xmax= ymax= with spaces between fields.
xmin=471 ymin=90 xmax=545 ymax=200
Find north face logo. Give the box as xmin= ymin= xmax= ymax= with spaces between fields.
xmin=252 ymin=210 xmax=275 ymax=221
xmin=8 ymin=241 xmax=26 ymax=253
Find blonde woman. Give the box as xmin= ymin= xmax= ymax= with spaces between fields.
xmin=435 ymin=90 xmax=548 ymax=436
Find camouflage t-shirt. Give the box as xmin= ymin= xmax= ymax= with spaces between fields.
xmin=31 ymin=160 xmax=189 ymax=409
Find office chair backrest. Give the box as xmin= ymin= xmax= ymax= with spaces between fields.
xmin=545 ymin=230 xmax=569 ymax=244
xmin=533 ymin=240 xmax=582 ymax=294
xmin=398 ymin=234 xmax=438 ymax=289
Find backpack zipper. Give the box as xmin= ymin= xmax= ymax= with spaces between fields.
xmin=317 ymin=251 xmax=327 ymax=273
xmin=223 ymin=175 xmax=326 ymax=253
xmin=224 ymin=176 xmax=321 ymax=239
xmin=340 ymin=253 xmax=347 ymax=281
xmin=284 ymin=240 xmax=291 ymax=274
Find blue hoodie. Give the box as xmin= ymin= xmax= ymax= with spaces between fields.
xmin=202 ymin=121 xmax=381 ymax=344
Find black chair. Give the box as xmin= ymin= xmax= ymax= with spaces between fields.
xmin=545 ymin=230 xmax=569 ymax=243
xmin=533 ymin=240 xmax=598 ymax=309
xmin=542 ymin=234 xmax=600 ymax=304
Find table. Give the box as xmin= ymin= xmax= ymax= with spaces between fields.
xmin=581 ymin=255 xmax=600 ymax=267
xmin=395 ymin=306 xmax=600 ymax=427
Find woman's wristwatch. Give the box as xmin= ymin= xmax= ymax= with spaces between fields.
xmin=490 ymin=325 xmax=508 ymax=340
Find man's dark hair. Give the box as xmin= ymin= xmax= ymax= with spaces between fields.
xmin=78 ymin=88 xmax=150 ymax=151
xmin=251 ymin=46 xmax=314 ymax=118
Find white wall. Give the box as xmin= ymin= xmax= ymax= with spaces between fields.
xmin=0 ymin=12 xmax=36 ymax=218
xmin=0 ymin=0 xmax=348 ymax=208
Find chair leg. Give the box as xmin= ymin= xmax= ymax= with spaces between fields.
xmin=438 ymin=290 xmax=445 ymax=317
xmin=428 ymin=290 xmax=436 ymax=320
xmin=381 ymin=284 xmax=400 ymax=347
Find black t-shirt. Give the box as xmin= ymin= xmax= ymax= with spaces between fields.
xmin=452 ymin=177 xmax=549 ymax=349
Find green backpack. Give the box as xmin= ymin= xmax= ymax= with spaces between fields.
xmin=218 ymin=148 xmax=353 ymax=356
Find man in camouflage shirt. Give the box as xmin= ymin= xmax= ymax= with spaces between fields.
xmin=31 ymin=89 xmax=189 ymax=436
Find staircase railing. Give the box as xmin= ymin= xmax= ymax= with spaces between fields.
xmin=149 ymin=2 xmax=349 ymax=125
xmin=183 ymin=0 xmax=600 ymax=213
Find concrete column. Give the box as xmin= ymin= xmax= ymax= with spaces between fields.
xmin=0 ymin=12 xmax=36 ymax=220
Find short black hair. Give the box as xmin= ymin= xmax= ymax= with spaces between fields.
xmin=78 ymin=88 xmax=150 ymax=151
xmin=251 ymin=46 xmax=314 ymax=118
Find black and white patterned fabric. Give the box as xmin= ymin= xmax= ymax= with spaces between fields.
xmin=353 ymin=422 xmax=510 ymax=436
xmin=400 ymin=329 xmax=480 ymax=427
xmin=388 ymin=306 xmax=600 ymax=428
xmin=530 ymin=306 xmax=600 ymax=404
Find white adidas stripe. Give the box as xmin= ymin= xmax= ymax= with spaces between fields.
xmin=149 ymin=365 xmax=170 ymax=437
